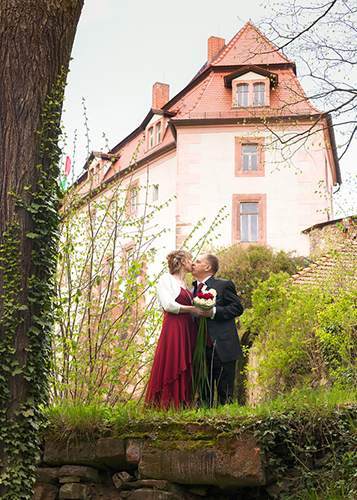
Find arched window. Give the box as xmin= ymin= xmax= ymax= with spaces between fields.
xmin=236 ymin=84 xmax=249 ymax=106
xmin=253 ymin=83 xmax=265 ymax=105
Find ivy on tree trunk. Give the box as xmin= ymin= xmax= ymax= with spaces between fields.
xmin=0 ymin=1 xmax=84 ymax=497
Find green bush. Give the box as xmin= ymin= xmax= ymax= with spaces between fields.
xmin=216 ymin=244 xmax=307 ymax=308
xmin=242 ymin=268 xmax=357 ymax=398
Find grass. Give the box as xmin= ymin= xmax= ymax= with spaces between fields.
xmin=44 ymin=384 xmax=357 ymax=435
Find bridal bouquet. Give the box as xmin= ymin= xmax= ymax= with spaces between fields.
xmin=193 ymin=289 xmax=217 ymax=309
xmin=192 ymin=288 xmax=217 ymax=401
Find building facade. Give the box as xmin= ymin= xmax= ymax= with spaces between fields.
xmin=76 ymin=22 xmax=341 ymax=270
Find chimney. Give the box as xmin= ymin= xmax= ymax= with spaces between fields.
xmin=152 ymin=82 xmax=170 ymax=109
xmin=207 ymin=36 xmax=225 ymax=62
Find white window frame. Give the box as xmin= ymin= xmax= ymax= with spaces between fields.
xmin=236 ymin=84 xmax=249 ymax=106
xmin=253 ymin=83 xmax=265 ymax=106
xmin=149 ymin=127 xmax=154 ymax=149
xmin=242 ymin=145 xmax=258 ymax=171
xmin=156 ymin=122 xmax=161 ymax=144
xmin=240 ymin=202 xmax=259 ymax=242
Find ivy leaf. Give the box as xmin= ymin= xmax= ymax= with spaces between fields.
xmin=26 ymin=232 xmax=38 ymax=239
xmin=28 ymin=326 xmax=41 ymax=335
xmin=11 ymin=367 xmax=23 ymax=377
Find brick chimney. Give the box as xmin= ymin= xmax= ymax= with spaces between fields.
xmin=207 ymin=36 xmax=225 ymax=62
xmin=152 ymin=82 xmax=170 ymax=109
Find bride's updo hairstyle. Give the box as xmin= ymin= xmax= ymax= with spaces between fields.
xmin=167 ymin=249 xmax=192 ymax=275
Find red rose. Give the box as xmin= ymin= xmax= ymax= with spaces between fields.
xmin=197 ymin=292 xmax=204 ymax=298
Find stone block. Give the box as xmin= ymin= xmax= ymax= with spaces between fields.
xmin=113 ymin=471 xmax=135 ymax=490
xmin=138 ymin=434 xmax=266 ymax=489
xmin=136 ymin=479 xmax=168 ymax=490
xmin=119 ymin=493 xmax=132 ymax=499
xmin=96 ymin=438 xmax=126 ymax=469
xmin=44 ymin=438 xmax=104 ymax=470
xmin=59 ymin=483 xmax=92 ymax=499
xmin=33 ymin=484 xmax=59 ymax=500
xmin=126 ymin=439 xmax=145 ymax=466
xmin=59 ymin=465 xmax=98 ymax=482
xmin=59 ymin=476 xmax=81 ymax=483
xmin=37 ymin=468 xmax=60 ymax=484
xmin=128 ymin=490 xmax=177 ymax=500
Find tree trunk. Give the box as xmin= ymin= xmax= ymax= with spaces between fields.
xmin=0 ymin=1 xmax=84 ymax=496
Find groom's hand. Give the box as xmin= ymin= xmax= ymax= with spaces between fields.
xmin=197 ymin=309 xmax=213 ymax=318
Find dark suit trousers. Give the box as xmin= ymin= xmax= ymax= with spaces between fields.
xmin=203 ymin=345 xmax=236 ymax=406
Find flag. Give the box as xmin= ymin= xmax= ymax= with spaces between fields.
xmin=65 ymin=156 xmax=71 ymax=176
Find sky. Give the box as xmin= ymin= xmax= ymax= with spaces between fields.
xmin=62 ymin=0 xmax=357 ymax=213
xmin=62 ymin=0 xmax=269 ymax=174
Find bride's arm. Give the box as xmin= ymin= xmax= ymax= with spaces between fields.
xmin=157 ymin=274 xmax=199 ymax=315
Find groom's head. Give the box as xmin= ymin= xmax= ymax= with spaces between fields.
xmin=192 ymin=253 xmax=219 ymax=282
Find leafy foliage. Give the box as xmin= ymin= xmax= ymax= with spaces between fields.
xmin=242 ymin=238 xmax=357 ymax=399
xmin=0 ymin=75 xmax=64 ymax=498
xmin=215 ymin=243 xmax=306 ymax=309
xmin=52 ymin=161 xmax=227 ymax=405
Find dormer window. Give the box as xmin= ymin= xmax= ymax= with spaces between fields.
xmin=156 ymin=122 xmax=161 ymax=143
xmin=149 ymin=127 xmax=154 ymax=149
xmin=226 ymin=68 xmax=276 ymax=108
xmin=236 ymin=84 xmax=249 ymax=106
xmin=146 ymin=118 xmax=165 ymax=151
xmin=253 ymin=83 xmax=265 ymax=106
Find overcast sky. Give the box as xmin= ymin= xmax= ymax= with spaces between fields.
xmin=62 ymin=0 xmax=272 ymax=174
xmin=62 ymin=0 xmax=356 ymax=211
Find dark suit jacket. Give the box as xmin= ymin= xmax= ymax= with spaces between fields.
xmin=193 ymin=276 xmax=244 ymax=363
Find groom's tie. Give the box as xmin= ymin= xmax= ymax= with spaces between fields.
xmin=194 ymin=282 xmax=204 ymax=296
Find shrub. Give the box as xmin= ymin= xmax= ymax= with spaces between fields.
xmin=216 ymin=244 xmax=307 ymax=309
xmin=242 ymin=262 xmax=357 ymax=399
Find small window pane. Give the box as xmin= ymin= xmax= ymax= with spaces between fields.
xmin=242 ymin=145 xmax=257 ymax=154
xmin=253 ymin=83 xmax=265 ymax=106
xmin=237 ymin=84 xmax=249 ymax=106
xmin=251 ymin=154 xmax=258 ymax=170
xmin=251 ymin=215 xmax=258 ymax=241
xmin=242 ymin=155 xmax=249 ymax=171
xmin=241 ymin=215 xmax=249 ymax=242
xmin=241 ymin=202 xmax=258 ymax=214
xmin=149 ymin=128 xmax=154 ymax=148
xmin=156 ymin=122 xmax=161 ymax=143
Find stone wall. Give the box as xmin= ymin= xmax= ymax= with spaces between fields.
xmin=35 ymin=423 xmax=278 ymax=500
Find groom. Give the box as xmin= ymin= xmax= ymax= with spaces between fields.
xmin=192 ymin=253 xmax=244 ymax=406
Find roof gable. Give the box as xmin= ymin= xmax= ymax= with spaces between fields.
xmin=211 ymin=22 xmax=293 ymax=67
xmin=224 ymin=66 xmax=278 ymax=88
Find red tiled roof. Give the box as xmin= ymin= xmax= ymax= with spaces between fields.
xmin=290 ymin=242 xmax=357 ymax=288
xmin=77 ymin=22 xmax=334 ymax=187
xmin=211 ymin=22 xmax=293 ymax=67
xmin=168 ymin=67 xmax=317 ymax=121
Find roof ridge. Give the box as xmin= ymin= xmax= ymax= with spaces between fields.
xmin=211 ymin=22 xmax=293 ymax=67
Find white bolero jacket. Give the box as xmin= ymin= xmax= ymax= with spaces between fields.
xmin=157 ymin=273 xmax=184 ymax=315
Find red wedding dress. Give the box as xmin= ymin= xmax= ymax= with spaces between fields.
xmin=145 ymin=288 xmax=197 ymax=409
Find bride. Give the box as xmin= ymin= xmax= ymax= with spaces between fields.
xmin=145 ymin=249 xmax=200 ymax=409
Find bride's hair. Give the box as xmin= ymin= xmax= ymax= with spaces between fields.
xmin=167 ymin=249 xmax=192 ymax=275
